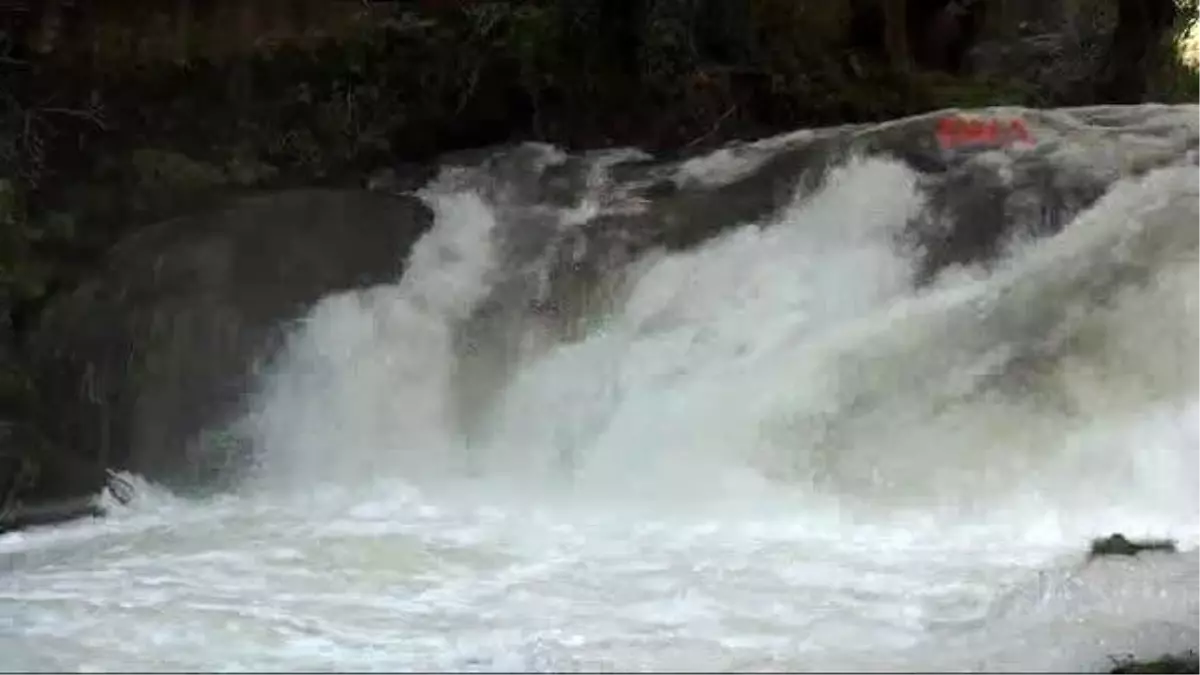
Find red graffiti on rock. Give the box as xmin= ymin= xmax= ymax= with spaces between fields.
xmin=936 ymin=116 xmax=1032 ymax=149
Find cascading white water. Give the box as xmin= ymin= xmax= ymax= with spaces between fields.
xmin=1 ymin=110 xmax=1197 ymax=673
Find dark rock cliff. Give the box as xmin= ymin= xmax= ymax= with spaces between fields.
xmin=20 ymin=189 xmax=432 ymax=504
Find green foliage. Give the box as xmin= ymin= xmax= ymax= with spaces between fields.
xmin=131 ymin=149 xmax=228 ymax=194
xmin=914 ymin=72 xmax=1046 ymax=110
xmin=0 ymin=180 xmax=51 ymax=307
xmin=1148 ymin=1 xmax=1200 ymax=101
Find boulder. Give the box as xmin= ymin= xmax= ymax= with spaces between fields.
xmin=1089 ymin=533 xmax=1179 ymax=560
xmin=25 ymin=189 xmax=433 ymax=497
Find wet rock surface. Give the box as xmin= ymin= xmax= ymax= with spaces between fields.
xmin=318 ymin=106 xmax=1200 ymax=374
xmin=1089 ymin=533 xmax=1179 ymax=560
xmin=26 ymin=189 xmax=433 ymax=498
xmin=14 ymin=104 xmax=1199 ymax=517
xmin=449 ymin=105 xmax=1198 ymax=437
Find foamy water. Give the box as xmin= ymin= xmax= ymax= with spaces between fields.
xmin=2 ymin=112 xmax=1197 ymax=672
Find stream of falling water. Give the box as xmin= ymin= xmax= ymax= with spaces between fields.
xmin=1 ymin=133 xmax=1197 ymax=672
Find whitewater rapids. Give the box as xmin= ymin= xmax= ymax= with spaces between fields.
xmin=2 ymin=106 xmax=1198 ymax=672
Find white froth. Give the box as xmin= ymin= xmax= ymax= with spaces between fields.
xmin=2 ymin=108 xmax=1197 ymax=672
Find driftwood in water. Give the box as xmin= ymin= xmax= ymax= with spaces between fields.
xmin=1088 ymin=533 xmax=1178 ymax=560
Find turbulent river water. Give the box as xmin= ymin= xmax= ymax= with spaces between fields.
xmin=2 ymin=106 xmax=1198 ymax=672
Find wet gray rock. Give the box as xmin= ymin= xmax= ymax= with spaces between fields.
xmin=27 ymin=189 xmax=433 ymax=496
xmin=21 ymin=104 xmax=1199 ymax=509
xmin=1089 ymin=533 xmax=1179 ymax=560
xmin=458 ymin=105 xmax=1198 ymax=340
xmin=445 ymin=105 xmax=1197 ymax=443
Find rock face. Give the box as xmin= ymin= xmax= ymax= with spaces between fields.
xmin=453 ymin=105 xmax=1198 ymax=346
xmin=443 ymin=105 xmax=1198 ymax=450
xmin=17 ymin=105 xmax=1198 ymax=510
xmin=27 ymin=189 xmax=432 ymax=496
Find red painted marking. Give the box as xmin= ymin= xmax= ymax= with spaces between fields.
xmin=1008 ymin=119 xmax=1032 ymax=142
xmin=936 ymin=115 xmax=1032 ymax=149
